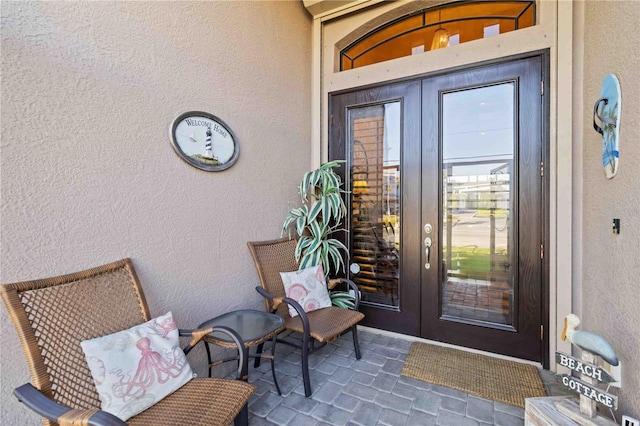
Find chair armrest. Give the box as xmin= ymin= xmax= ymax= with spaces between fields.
xmin=328 ymin=278 xmax=361 ymax=311
xmin=180 ymin=326 xmax=248 ymax=381
xmin=281 ymin=296 xmax=311 ymax=337
xmin=179 ymin=327 xmax=213 ymax=352
xmin=255 ymin=287 xmax=311 ymax=339
xmin=255 ymin=287 xmax=290 ymax=315
xmin=255 ymin=286 xmax=278 ymax=311
xmin=13 ymin=383 xmax=125 ymax=426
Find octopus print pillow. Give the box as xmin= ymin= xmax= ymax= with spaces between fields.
xmin=280 ymin=264 xmax=332 ymax=317
xmin=80 ymin=312 xmax=194 ymax=421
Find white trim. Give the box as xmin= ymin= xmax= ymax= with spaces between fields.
xmin=304 ymin=0 xmax=385 ymax=21
xmin=312 ymin=19 xmax=323 ymax=167
xmin=555 ymin=0 xmax=574 ymax=369
xmin=571 ymin=0 xmax=584 ymax=332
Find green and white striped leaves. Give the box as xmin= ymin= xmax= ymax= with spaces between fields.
xmin=330 ymin=291 xmax=356 ymax=310
xmin=283 ymin=161 xmax=355 ymax=309
xmin=282 ymin=161 xmax=348 ymax=276
xmin=281 ymin=205 xmax=309 ymax=238
xmin=299 ymin=160 xmax=343 ymax=202
xmin=295 ymin=237 xmax=348 ymax=273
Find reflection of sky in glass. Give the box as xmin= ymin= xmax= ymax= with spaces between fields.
xmin=383 ymin=102 xmax=401 ymax=165
xmin=443 ymin=84 xmax=514 ymax=175
xmin=382 ymin=84 xmax=513 ymax=174
xmin=175 ymin=117 xmax=235 ymax=163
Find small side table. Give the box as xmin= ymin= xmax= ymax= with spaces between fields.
xmin=198 ymin=309 xmax=284 ymax=394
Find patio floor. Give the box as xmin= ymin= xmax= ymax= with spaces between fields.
xmin=245 ymin=328 xmax=567 ymax=425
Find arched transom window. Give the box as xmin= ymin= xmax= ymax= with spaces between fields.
xmin=340 ymin=1 xmax=536 ymax=71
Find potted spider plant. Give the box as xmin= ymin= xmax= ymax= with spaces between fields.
xmin=282 ymin=160 xmax=356 ymax=309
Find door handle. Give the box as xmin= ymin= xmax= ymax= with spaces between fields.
xmin=424 ymin=237 xmax=432 ymax=269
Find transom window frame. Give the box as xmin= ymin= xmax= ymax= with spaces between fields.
xmin=339 ymin=0 xmax=536 ymax=71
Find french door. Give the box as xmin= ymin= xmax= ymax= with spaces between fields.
xmin=329 ymin=55 xmax=547 ymax=362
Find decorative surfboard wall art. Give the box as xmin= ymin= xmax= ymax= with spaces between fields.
xmin=593 ymin=74 xmax=621 ymax=179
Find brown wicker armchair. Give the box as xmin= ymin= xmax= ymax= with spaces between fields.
xmin=1 ymin=258 xmax=254 ymax=426
xmin=247 ymin=237 xmax=364 ymax=397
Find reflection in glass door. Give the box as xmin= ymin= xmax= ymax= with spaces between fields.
xmin=349 ymin=103 xmax=401 ymax=307
xmin=330 ymin=80 xmax=421 ymax=335
xmin=441 ymin=83 xmax=515 ymax=327
xmin=422 ymin=55 xmax=545 ymax=362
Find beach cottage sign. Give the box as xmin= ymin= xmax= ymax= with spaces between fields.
xmin=555 ymin=352 xmax=618 ymax=410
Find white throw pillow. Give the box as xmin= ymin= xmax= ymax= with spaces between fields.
xmin=80 ymin=312 xmax=193 ymax=421
xmin=280 ymin=264 xmax=332 ymax=317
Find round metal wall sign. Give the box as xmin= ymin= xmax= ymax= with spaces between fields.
xmin=170 ymin=111 xmax=239 ymax=171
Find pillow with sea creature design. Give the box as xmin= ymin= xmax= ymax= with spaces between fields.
xmin=80 ymin=311 xmax=194 ymax=421
xmin=280 ymin=264 xmax=332 ymax=317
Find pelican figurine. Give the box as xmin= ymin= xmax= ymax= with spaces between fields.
xmin=562 ymin=313 xmax=619 ymax=366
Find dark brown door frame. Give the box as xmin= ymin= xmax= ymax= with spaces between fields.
xmin=329 ymin=50 xmax=550 ymax=367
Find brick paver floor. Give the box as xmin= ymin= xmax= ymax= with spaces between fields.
xmin=245 ymin=328 xmax=564 ymax=425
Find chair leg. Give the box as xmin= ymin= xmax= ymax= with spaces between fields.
xmin=254 ymin=342 xmax=264 ymax=368
xmin=269 ymin=334 xmax=281 ymax=395
xmin=234 ymin=404 xmax=249 ymax=426
xmin=352 ymin=325 xmax=361 ymax=360
xmin=301 ymin=337 xmax=312 ymax=397
xmin=204 ymin=342 xmax=213 ymax=378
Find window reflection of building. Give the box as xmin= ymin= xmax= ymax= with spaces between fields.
xmin=442 ymin=160 xmax=513 ymax=325
xmin=439 ymin=82 xmax=516 ymax=326
xmin=350 ymin=106 xmax=400 ymax=307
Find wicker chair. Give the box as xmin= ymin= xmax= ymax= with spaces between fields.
xmin=1 ymin=258 xmax=255 ymax=426
xmin=247 ymin=237 xmax=365 ymax=397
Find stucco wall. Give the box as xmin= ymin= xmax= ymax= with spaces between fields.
xmin=0 ymin=1 xmax=311 ymax=424
xmin=579 ymin=0 xmax=640 ymax=418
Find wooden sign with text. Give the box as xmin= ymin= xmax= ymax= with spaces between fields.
xmin=555 ymin=352 xmax=616 ymax=383
xmin=555 ymin=374 xmax=618 ymax=409
xmin=555 ymin=351 xmax=618 ymax=410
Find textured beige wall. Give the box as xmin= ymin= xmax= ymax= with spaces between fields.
xmin=0 ymin=1 xmax=311 ymax=424
xmin=579 ymin=0 xmax=640 ymax=418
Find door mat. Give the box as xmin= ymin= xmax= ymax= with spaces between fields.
xmin=401 ymin=342 xmax=547 ymax=408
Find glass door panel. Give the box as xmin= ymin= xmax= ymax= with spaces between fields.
xmin=441 ymin=83 xmax=515 ymax=327
xmin=422 ymin=56 xmax=544 ymax=362
xmin=348 ymin=102 xmax=401 ymax=307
